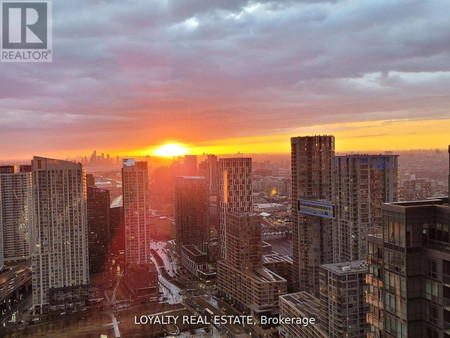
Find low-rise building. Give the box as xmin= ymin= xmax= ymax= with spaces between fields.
xmin=263 ymin=253 xmax=293 ymax=292
xmin=181 ymin=244 xmax=216 ymax=282
xmin=217 ymin=262 xmax=287 ymax=318
xmin=123 ymin=263 xmax=158 ymax=301
xmin=279 ymin=291 xmax=327 ymax=338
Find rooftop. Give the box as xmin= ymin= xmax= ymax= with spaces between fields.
xmin=182 ymin=244 xmax=206 ymax=257
xmin=321 ymin=260 xmax=368 ymax=275
xmin=263 ymin=253 xmax=293 ymax=264
xmin=176 ymin=176 xmax=206 ymax=180
xmin=250 ymin=266 xmax=286 ymax=282
xmin=280 ymin=292 xmax=321 ymax=318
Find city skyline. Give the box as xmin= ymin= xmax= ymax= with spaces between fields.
xmin=0 ymin=0 xmax=449 ymax=335
xmin=2 ymin=137 xmax=450 ymax=164
xmin=1 ymin=1 xmax=450 ymax=160
xmin=0 ymin=136 xmax=448 ymax=336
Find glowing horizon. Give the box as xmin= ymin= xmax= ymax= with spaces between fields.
xmin=131 ymin=118 xmax=450 ymax=158
xmin=152 ymin=143 xmax=190 ymax=157
xmin=3 ymin=117 xmax=445 ymax=162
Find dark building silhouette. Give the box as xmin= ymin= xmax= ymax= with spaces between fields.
xmin=19 ymin=165 xmax=31 ymax=173
xmin=0 ymin=165 xmax=16 ymax=174
xmin=367 ymin=198 xmax=450 ymax=337
xmin=110 ymin=206 xmax=125 ymax=254
xmin=86 ymin=174 xmax=95 ymax=187
xmin=87 ymin=186 xmax=111 ymax=274
xmin=175 ymin=176 xmax=209 ymax=254
xmin=123 ymin=263 xmax=158 ymax=300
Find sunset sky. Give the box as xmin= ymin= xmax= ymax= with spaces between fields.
xmin=1 ymin=0 xmax=449 ymax=160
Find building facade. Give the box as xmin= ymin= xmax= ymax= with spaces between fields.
xmin=333 ymin=155 xmax=398 ymax=262
xmin=279 ymin=292 xmax=327 ymax=338
xmin=198 ymin=154 xmax=218 ymax=194
xmin=218 ymin=158 xmax=252 ymax=260
xmin=31 ymin=157 xmax=89 ymax=314
xmin=217 ymin=212 xmax=287 ymax=319
xmin=122 ymin=159 xmax=151 ymax=264
xmin=109 ymin=205 xmax=124 ymax=253
xmin=262 ymin=253 xmax=294 ymax=292
xmin=291 ymin=135 xmax=334 ymax=294
xmin=184 ymin=155 xmax=198 ymax=176
xmin=175 ymin=176 xmax=209 ymax=255
xmin=320 ymin=260 xmax=369 ymax=337
xmin=224 ymin=212 xmax=261 ymax=270
xmin=0 ymin=166 xmax=32 ymax=262
xmin=87 ymin=186 xmax=111 ymax=274
xmin=180 ymin=244 xmax=216 ymax=282
xmin=367 ymin=198 xmax=450 ymax=338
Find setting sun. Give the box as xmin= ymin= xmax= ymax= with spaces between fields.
xmin=153 ymin=143 xmax=190 ymax=157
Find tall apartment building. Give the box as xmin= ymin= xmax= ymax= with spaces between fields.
xmin=367 ymin=198 xmax=450 ymax=338
xmin=184 ymin=155 xmax=198 ymax=176
xmin=175 ymin=176 xmax=209 ymax=255
xmin=87 ymin=186 xmax=111 ymax=274
xmin=0 ymin=165 xmax=16 ymax=174
xmin=223 ymin=212 xmax=261 ymax=270
xmin=218 ymin=158 xmax=252 ymax=260
xmin=291 ymin=135 xmax=334 ymax=294
xmin=0 ymin=231 xmax=2 ymax=271
xmin=0 ymin=166 xmax=15 ymax=269
xmin=198 ymin=154 xmax=218 ymax=194
xmin=333 ymin=155 xmax=398 ymax=262
xmin=217 ymin=212 xmax=287 ymax=319
xmin=122 ymin=159 xmax=151 ymax=264
xmin=31 ymin=157 xmax=89 ymax=314
xmin=109 ymin=205 xmax=124 ymax=253
xmin=0 ymin=165 xmax=32 ymax=263
xmin=320 ymin=260 xmax=369 ymax=337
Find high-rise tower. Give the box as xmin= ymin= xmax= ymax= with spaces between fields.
xmin=31 ymin=157 xmax=89 ymax=314
xmin=87 ymin=186 xmax=111 ymax=274
xmin=198 ymin=155 xmax=218 ymax=194
xmin=333 ymin=155 xmax=398 ymax=262
xmin=184 ymin=155 xmax=198 ymax=176
xmin=0 ymin=166 xmax=32 ymax=263
xmin=217 ymin=158 xmax=252 ymax=260
xmin=291 ymin=135 xmax=334 ymax=294
xmin=122 ymin=159 xmax=151 ymax=264
xmin=175 ymin=176 xmax=209 ymax=254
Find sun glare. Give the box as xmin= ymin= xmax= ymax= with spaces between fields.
xmin=153 ymin=143 xmax=190 ymax=157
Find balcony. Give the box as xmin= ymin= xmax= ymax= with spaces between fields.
xmin=444 ymin=298 xmax=450 ymax=312
xmin=444 ymin=273 xmax=450 ymax=286
xmin=428 ymin=240 xmax=450 ymax=255
xmin=444 ymin=320 xmax=450 ymax=335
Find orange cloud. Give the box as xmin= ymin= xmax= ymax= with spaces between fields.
xmin=137 ymin=118 xmax=450 ymax=156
